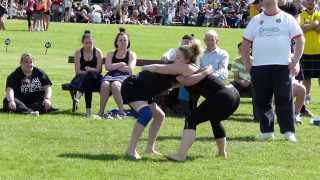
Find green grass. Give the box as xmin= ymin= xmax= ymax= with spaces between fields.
xmin=0 ymin=20 xmax=319 ymax=179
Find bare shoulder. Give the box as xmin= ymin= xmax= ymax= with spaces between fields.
xmin=74 ymin=49 xmax=81 ymax=56
xmin=129 ymin=51 xmax=137 ymax=59
xmin=106 ymin=50 xmax=115 ymax=57
xmin=95 ymin=47 xmax=103 ymax=56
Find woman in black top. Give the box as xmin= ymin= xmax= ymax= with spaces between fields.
xmin=70 ymin=30 xmax=103 ymax=118
xmin=98 ymin=28 xmax=136 ymax=118
xmin=144 ymin=52 xmax=240 ymax=162
xmin=3 ymin=53 xmax=56 ymax=115
xmin=122 ymin=43 xmax=201 ymax=159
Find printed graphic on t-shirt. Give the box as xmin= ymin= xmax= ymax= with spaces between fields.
xmin=20 ymin=77 xmax=43 ymax=94
xmin=259 ymin=26 xmax=281 ymax=37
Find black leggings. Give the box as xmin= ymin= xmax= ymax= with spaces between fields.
xmin=3 ymin=98 xmax=49 ymax=114
xmin=184 ymin=87 xmax=240 ymax=139
xmin=82 ymin=72 xmax=101 ymax=109
xmin=27 ymin=11 xmax=33 ymax=28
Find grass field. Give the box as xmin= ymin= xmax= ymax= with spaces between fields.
xmin=0 ymin=20 xmax=319 ymax=179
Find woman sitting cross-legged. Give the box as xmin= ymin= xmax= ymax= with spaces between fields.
xmin=98 ymin=28 xmax=136 ymax=118
xmin=2 ymin=53 xmax=57 ymax=115
xmin=70 ymin=30 xmax=103 ymax=118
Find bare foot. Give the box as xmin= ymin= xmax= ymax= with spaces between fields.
xmin=126 ymin=150 xmax=142 ymax=160
xmin=145 ymin=149 xmax=162 ymax=156
xmin=166 ymin=154 xmax=186 ymax=162
xmin=216 ymin=151 xmax=227 ymax=159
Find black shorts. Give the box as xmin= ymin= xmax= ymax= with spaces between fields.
xmin=300 ymin=54 xmax=320 ymax=79
xmin=44 ymin=11 xmax=50 ymax=15
xmin=121 ymin=76 xmax=154 ymax=104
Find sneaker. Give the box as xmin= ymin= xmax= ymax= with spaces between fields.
xmin=30 ymin=111 xmax=39 ymax=116
xmin=294 ymin=113 xmax=303 ymax=125
xmin=256 ymin=132 xmax=275 ymax=141
xmin=103 ymin=113 xmax=114 ymax=119
xmin=117 ymin=111 xmax=127 ymax=119
xmin=300 ymin=107 xmax=313 ymax=117
xmin=284 ymin=132 xmax=297 ymax=142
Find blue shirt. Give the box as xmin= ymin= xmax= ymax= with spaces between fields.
xmin=200 ymin=47 xmax=229 ymax=81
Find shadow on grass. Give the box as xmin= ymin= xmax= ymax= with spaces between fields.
xmin=6 ymin=29 xmax=28 ymax=32
xmin=50 ymin=109 xmax=84 ymax=117
xmin=58 ymin=153 xmax=123 ymax=161
xmin=57 ymin=153 xmax=201 ymax=162
xmin=227 ymin=116 xmax=258 ymax=123
xmin=227 ymin=136 xmax=256 ymax=142
xmin=143 ymin=135 xmax=256 ymax=142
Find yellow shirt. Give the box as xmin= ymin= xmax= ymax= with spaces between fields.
xmin=299 ymin=10 xmax=320 ymax=54
xmin=249 ymin=4 xmax=260 ymax=18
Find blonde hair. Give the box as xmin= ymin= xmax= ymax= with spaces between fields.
xmin=20 ymin=53 xmax=33 ymax=63
xmin=178 ymin=39 xmax=202 ymax=64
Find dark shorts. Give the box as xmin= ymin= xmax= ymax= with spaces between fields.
xmin=300 ymin=54 xmax=320 ymax=79
xmin=121 ymin=76 xmax=154 ymax=104
xmin=33 ymin=11 xmax=43 ymax=20
xmin=295 ymin=63 xmax=304 ymax=81
xmin=44 ymin=11 xmax=50 ymax=15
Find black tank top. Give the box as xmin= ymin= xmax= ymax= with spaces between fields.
xmin=134 ymin=71 xmax=177 ymax=97
xmin=80 ymin=48 xmax=97 ymax=71
xmin=112 ymin=50 xmax=129 ymax=64
xmin=187 ymin=74 xmax=226 ymax=99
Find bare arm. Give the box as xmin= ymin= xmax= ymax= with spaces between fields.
xmin=301 ymin=23 xmax=317 ymax=32
xmin=122 ymin=51 xmax=137 ymax=75
xmin=74 ymin=50 xmax=86 ymax=75
xmin=240 ymin=39 xmax=252 ymax=72
xmin=176 ymin=66 xmax=213 ymax=86
xmin=43 ymin=85 xmax=52 ymax=100
xmin=292 ymin=35 xmax=305 ymax=65
xmin=105 ymin=51 xmax=126 ymax=71
xmin=143 ymin=63 xmax=194 ymax=76
xmin=92 ymin=48 xmax=103 ymax=73
xmin=288 ymin=35 xmax=305 ymax=76
xmin=5 ymin=87 xmax=15 ymax=102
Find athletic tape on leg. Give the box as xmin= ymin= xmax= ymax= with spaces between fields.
xmin=137 ymin=106 xmax=153 ymax=126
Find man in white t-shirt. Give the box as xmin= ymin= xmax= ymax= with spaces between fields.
xmin=241 ymin=0 xmax=305 ymax=142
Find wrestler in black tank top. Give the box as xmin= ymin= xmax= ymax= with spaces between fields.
xmin=187 ymin=74 xmax=226 ymax=99
xmin=128 ymin=71 xmax=177 ymax=97
xmin=184 ymin=63 xmax=226 ymax=99
xmin=112 ymin=50 xmax=129 ymax=64
xmin=80 ymin=48 xmax=97 ymax=71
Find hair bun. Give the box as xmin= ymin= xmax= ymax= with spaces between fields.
xmin=190 ymin=39 xmax=201 ymax=57
xmin=119 ymin=27 xmax=126 ymax=33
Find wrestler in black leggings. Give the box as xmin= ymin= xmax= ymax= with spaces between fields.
xmin=185 ymin=74 xmax=240 ymax=138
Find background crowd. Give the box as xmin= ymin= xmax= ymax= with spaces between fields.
xmin=1 ymin=0 xmax=270 ymax=28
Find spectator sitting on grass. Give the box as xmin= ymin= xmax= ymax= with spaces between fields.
xmin=230 ymin=42 xmax=252 ymax=96
xmin=2 ymin=53 xmax=57 ymax=115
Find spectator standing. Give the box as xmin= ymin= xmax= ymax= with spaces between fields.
xmin=241 ymin=0 xmax=304 ymax=142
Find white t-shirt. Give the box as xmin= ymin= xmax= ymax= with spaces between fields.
xmin=243 ymin=10 xmax=303 ymax=66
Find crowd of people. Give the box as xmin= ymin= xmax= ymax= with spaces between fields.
xmin=2 ymin=0 xmax=320 ymax=161
xmin=1 ymin=0 xmax=255 ymax=30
